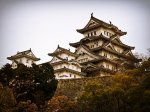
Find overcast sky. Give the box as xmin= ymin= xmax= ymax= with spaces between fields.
xmin=0 ymin=0 xmax=150 ymax=67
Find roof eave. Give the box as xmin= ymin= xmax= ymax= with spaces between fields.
xmin=7 ymin=55 xmax=40 ymax=61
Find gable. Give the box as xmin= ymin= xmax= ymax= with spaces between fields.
xmin=105 ymin=43 xmax=115 ymax=51
xmin=27 ymin=52 xmax=36 ymax=58
xmin=75 ymin=46 xmax=99 ymax=59
xmin=126 ymin=51 xmax=134 ymax=57
xmin=75 ymin=46 xmax=99 ymax=63
xmin=54 ymin=48 xmax=61 ymax=53
xmin=85 ymin=19 xmax=99 ymax=29
xmin=113 ymin=37 xmax=122 ymax=43
xmin=50 ymin=57 xmax=61 ymax=63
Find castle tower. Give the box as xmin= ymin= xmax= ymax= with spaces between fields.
xmin=70 ymin=14 xmax=139 ymax=76
xmin=7 ymin=49 xmax=40 ymax=68
xmin=48 ymin=45 xmax=85 ymax=79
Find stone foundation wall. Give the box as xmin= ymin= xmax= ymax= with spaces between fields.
xmin=54 ymin=76 xmax=112 ymax=99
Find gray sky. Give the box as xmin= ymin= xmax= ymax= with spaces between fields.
xmin=0 ymin=0 xmax=150 ymax=67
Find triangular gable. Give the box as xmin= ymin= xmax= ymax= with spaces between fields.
xmin=112 ymin=37 xmax=122 ymax=44
xmin=105 ymin=43 xmax=115 ymax=51
xmin=126 ymin=51 xmax=134 ymax=57
xmin=84 ymin=19 xmax=99 ymax=29
xmin=53 ymin=47 xmax=61 ymax=53
xmin=69 ymin=60 xmax=81 ymax=67
xmin=15 ymin=50 xmax=37 ymax=59
xmin=75 ymin=45 xmax=99 ymax=59
xmin=27 ymin=51 xmax=37 ymax=58
xmin=83 ymin=63 xmax=98 ymax=72
xmin=50 ymin=57 xmax=61 ymax=63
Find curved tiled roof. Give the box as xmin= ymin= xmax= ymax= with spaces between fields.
xmin=7 ymin=49 xmax=40 ymax=61
xmin=54 ymin=67 xmax=86 ymax=76
xmin=76 ymin=16 xmax=127 ymax=36
xmin=70 ymin=34 xmax=134 ymax=50
xmin=48 ymin=45 xmax=78 ymax=57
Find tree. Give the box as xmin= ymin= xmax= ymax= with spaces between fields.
xmin=14 ymin=100 xmax=38 ymax=112
xmin=0 ymin=62 xmax=58 ymax=109
xmin=47 ymin=95 xmax=75 ymax=112
xmin=0 ymin=82 xmax=16 ymax=112
xmin=0 ymin=63 xmax=14 ymax=86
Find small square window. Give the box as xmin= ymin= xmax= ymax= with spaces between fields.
xmin=106 ymin=64 xmax=109 ymax=68
xmin=104 ymin=53 xmax=107 ymax=57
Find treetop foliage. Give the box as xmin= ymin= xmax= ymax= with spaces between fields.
xmin=0 ymin=62 xmax=58 ymax=111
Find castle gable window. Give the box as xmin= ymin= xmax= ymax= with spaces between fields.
xmin=91 ymin=32 xmax=93 ymax=36
xmin=104 ymin=53 xmax=107 ymax=57
xmin=26 ymin=59 xmax=29 ymax=63
xmin=106 ymin=64 xmax=109 ymax=69
xmin=91 ymin=45 xmax=94 ymax=48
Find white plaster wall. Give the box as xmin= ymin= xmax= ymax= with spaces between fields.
xmin=101 ymin=27 xmax=115 ymax=38
xmin=77 ymin=54 xmax=95 ymax=63
xmin=84 ymin=27 xmax=115 ymax=38
xmin=53 ymin=62 xmax=81 ymax=72
xmin=102 ymin=61 xmax=115 ymax=70
xmin=83 ymin=27 xmax=100 ymax=37
xmin=58 ymin=53 xmax=75 ymax=61
xmin=11 ymin=57 xmax=35 ymax=68
xmin=99 ymin=51 xmax=118 ymax=59
xmin=55 ymin=71 xmax=82 ymax=79
xmin=113 ymin=45 xmax=124 ymax=53
xmin=86 ymin=40 xmax=104 ymax=49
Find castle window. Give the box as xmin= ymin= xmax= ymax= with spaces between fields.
xmin=85 ymin=58 xmax=88 ymax=61
xmin=74 ymin=75 xmax=76 ymax=78
xmin=112 ymin=66 xmax=115 ymax=70
xmin=94 ymin=42 xmax=98 ymax=46
xmin=91 ymin=45 xmax=94 ymax=48
xmin=104 ymin=53 xmax=107 ymax=57
xmin=106 ymin=64 xmax=109 ymax=69
xmin=91 ymin=32 xmax=93 ymax=36
xmin=110 ymin=55 xmax=113 ymax=59
xmin=94 ymin=31 xmax=96 ymax=35
xmin=107 ymin=32 xmax=109 ymax=36
xmin=117 ymin=49 xmax=120 ymax=53
xmin=70 ymin=74 xmax=72 ymax=77
xmin=66 ymin=57 xmax=68 ymax=60
xmin=87 ymin=33 xmax=89 ymax=37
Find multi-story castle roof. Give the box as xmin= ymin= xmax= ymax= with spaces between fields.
xmin=7 ymin=49 xmax=40 ymax=68
xmin=69 ymin=14 xmax=140 ymax=76
xmin=77 ymin=13 xmax=127 ymax=36
xmin=48 ymin=45 xmax=85 ymax=79
xmin=7 ymin=48 xmax=40 ymax=61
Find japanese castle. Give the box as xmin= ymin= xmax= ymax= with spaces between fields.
xmin=8 ymin=14 xmax=139 ymax=79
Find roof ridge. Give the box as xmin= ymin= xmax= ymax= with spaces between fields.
xmin=17 ymin=48 xmax=31 ymax=54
